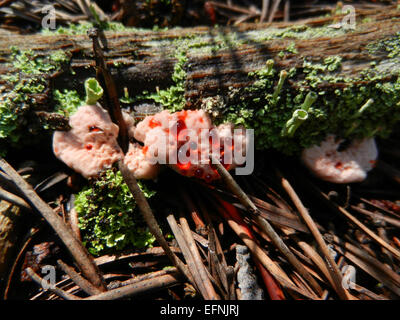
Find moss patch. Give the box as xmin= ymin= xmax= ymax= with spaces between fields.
xmin=0 ymin=47 xmax=71 ymax=154
xmin=75 ymin=169 xmax=156 ymax=256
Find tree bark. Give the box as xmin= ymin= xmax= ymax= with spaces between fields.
xmin=0 ymin=6 xmax=399 ymax=105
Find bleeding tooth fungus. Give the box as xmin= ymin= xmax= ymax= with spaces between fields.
xmin=53 ymin=104 xmax=247 ymax=182
xmin=134 ymin=109 xmax=248 ymax=182
xmin=301 ymin=134 xmax=378 ymax=184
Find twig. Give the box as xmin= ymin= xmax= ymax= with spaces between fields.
xmin=268 ymin=0 xmax=281 ymax=22
xmin=320 ymin=192 xmax=400 ymax=260
xmin=278 ymin=173 xmax=351 ymax=300
xmin=351 ymin=283 xmax=388 ymax=300
xmin=283 ymin=0 xmax=290 ymax=22
xmin=211 ymin=157 xmax=323 ymax=297
xmin=195 ymin=193 xmax=232 ymax=298
xmin=0 ymin=185 xmax=31 ymax=210
xmin=87 ymin=28 xmax=129 ymax=152
xmin=350 ymin=205 xmax=400 ymax=229
xmin=166 ymin=214 xmax=209 ymax=298
xmin=0 ymin=157 xmax=107 ymax=292
xmin=260 ymin=0 xmax=270 ymax=23
xmin=334 ymin=248 xmax=400 ymax=297
xmin=84 ymin=273 xmax=183 ymax=300
xmin=26 ymin=267 xmax=81 ymax=300
xmin=178 ymin=212 xmax=219 ymax=300
xmin=118 ymin=161 xmax=193 ymax=284
xmin=57 ymin=260 xmax=103 ymax=296
xmin=182 ymin=190 xmax=207 ymax=236
xmin=292 ymin=236 xmax=336 ymax=291
xmin=331 ymin=237 xmax=400 ymax=287
xmin=120 ymin=268 xmax=178 ymax=286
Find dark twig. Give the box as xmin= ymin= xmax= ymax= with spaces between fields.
xmin=211 ymin=157 xmax=323 ymax=297
xmin=118 ymin=161 xmax=193 ymax=284
xmin=87 ymin=28 xmax=129 ymax=153
xmin=278 ymin=172 xmax=352 ymax=300
xmin=178 ymin=211 xmax=219 ymax=300
xmin=84 ymin=273 xmax=183 ymax=300
xmin=166 ymin=213 xmax=209 ymax=298
xmin=0 ymin=185 xmax=31 ymax=210
xmin=320 ymin=192 xmax=400 ymax=260
xmin=57 ymin=259 xmax=103 ymax=296
xmin=0 ymin=157 xmax=107 ymax=292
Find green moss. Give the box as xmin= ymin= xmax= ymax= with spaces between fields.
xmin=0 ymin=47 xmax=71 ymax=153
xmin=41 ymin=21 xmax=141 ymax=35
xmin=75 ymin=169 xmax=156 ymax=256
xmin=135 ymin=49 xmax=188 ymax=112
xmin=217 ymin=50 xmax=400 ymax=155
xmin=53 ymin=89 xmax=85 ymax=117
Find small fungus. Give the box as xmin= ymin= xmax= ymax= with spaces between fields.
xmin=53 ymin=104 xmax=124 ymax=178
xmin=301 ymin=134 xmax=378 ymax=184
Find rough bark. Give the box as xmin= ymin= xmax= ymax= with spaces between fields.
xmin=0 ymin=6 xmax=399 ymax=104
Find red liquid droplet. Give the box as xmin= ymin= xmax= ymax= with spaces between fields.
xmin=85 ymin=144 xmax=93 ymax=150
xmin=149 ymin=118 xmax=161 ymax=128
xmin=88 ymin=126 xmax=102 ymax=132
xmin=335 ymin=162 xmax=343 ymax=169
xmin=177 ymin=161 xmax=191 ymax=171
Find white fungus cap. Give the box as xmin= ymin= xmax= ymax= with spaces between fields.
xmin=53 ymin=105 xmax=124 ymax=178
xmin=123 ymin=143 xmax=160 ymax=180
xmin=301 ymin=134 xmax=378 ymax=184
xmin=53 ymin=105 xmax=141 ymax=179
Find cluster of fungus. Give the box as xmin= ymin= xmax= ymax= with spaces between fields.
xmin=134 ymin=109 xmax=247 ymax=182
xmin=52 ymin=79 xmax=248 ymax=182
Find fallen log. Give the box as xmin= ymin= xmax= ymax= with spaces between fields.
xmin=1 ymin=6 xmax=400 ymax=155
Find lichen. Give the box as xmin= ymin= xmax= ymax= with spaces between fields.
xmin=41 ymin=21 xmax=141 ymax=35
xmin=53 ymin=89 xmax=85 ymax=117
xmin=0 ymin=47 xmax=71 ymax=154
xmin=135 ymin=49 xmax=188 ymax=112
xmin=75 ymin=168 xmax=156 ymax=256
xmin=216 ymin=50 xmax=400 ymax=155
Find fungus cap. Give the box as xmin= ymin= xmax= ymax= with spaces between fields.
xmin=301 ymin=135 xmax=378 ymax=184
xmin=123 ymin=143 xmax=160 ymax=180
xmin=53 ymin=105 xmax=137 ymax=178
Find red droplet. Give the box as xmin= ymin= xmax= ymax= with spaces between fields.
xmin=177 ymin=161 xmax=191 ymax=171
xmin=85 ymin=144 xmax=93 ymax=150
xmin=335 ymin=162 xmax=343 ymax=169
xmin=149 ymin=118 xmax=161 ymax=128
xmin=88 ymin=125 xmax=102 ymax=132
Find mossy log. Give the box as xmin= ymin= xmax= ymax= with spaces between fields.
xmin=1 ymin=6 xmax=400 ymax=154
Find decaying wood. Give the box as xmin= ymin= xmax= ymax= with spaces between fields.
xmin=0 ymin=7 xmax=399 ymax=109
